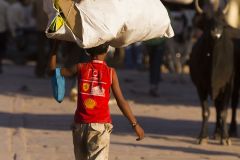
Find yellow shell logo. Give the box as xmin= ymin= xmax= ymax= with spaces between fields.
xmin=84 ymin=98 xmax=96 ymax=109
xmin=82 ymin=83 xmax=90 ymax=92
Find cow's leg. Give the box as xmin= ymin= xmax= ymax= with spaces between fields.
xmin=214 ymin=106 xmax=221 ymax=140
xmin=197 ymin=88 xmax=210 ymax=144
xmin=221 ymin=108 xmax=231 ymax=145
xmin=215 ymin=89 xmax=232 ymax=145
xmin=229 ymin=75 xmax=240 ymax=137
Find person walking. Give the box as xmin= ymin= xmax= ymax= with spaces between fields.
xmin=33 ymin=0 xmax=50 ymax=77
xmin=7 ymin=0 xmax=36 ymax=64
xmin=49 ymin=41 xmax=144 ymax=160
xmin=144 ymin=38 xmax=165 ymax=97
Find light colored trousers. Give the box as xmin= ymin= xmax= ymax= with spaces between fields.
xmin=72 ymin=123 xmax=113 ymax=160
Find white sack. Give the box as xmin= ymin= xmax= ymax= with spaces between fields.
xmin=44 ymin=0 xmax=174 ymax=48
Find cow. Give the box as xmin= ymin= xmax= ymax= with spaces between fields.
xmin=189 ymin=0 xmax=240 ymax=145
xmin=229 ymin=37 xmax=240 ymax=137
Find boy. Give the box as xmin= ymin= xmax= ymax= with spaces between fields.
xmin=49 ymin=40 xmax=144 ymax=160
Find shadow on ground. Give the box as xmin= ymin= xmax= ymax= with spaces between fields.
xmin=112 ymin=142 xmax=240 ymax=158
xmin=0 ymin=111 xmax=217 ymax=138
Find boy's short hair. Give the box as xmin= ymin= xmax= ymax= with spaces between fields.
xmin=85 ymin=44 xmax=109 ymax=56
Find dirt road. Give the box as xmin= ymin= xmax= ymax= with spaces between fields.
xmin=0 ymin=63 xmax=239 ymax=160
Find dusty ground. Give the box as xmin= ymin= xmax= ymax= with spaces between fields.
xmin=0 ymin=63 xmax=240 ymax=160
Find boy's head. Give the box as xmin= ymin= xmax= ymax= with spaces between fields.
xmin=85 ymin=44 xmax=110 ymax=57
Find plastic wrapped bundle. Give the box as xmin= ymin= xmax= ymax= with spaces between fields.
xmin=44 ymin=0 xmax=174 ymax=48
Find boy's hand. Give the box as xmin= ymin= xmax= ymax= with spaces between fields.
xmin=133 ymin=124 xmax=144 ymax=141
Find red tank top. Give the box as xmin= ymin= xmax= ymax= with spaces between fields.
xmin=74 ymin=60 xmax=112 ymax=123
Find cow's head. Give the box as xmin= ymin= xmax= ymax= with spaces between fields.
xmin=195 ymin=0 xmax=229 ymax=39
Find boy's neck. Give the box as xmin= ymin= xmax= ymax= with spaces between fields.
xmin=91 ymin=54 xmax=106 ymax=61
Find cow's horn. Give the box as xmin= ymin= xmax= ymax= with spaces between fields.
xmin=195 ymin=0 xmax=203 ymax=14
xmin=223 ymin=0 xmax=230 ymax=14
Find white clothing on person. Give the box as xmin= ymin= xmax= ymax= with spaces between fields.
xmin=7 ymin=2 xmax=36 ymax=37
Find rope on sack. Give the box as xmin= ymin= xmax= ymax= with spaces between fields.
xmin=66 ymin=1 xmax=75 ymax=20
xmin=60 ymin=0 xmax=75 ymax=23
xmin=54 ymin=0 xmax=75 ymax=22
xmin=54 ymin=0 xmax=61 ymax=13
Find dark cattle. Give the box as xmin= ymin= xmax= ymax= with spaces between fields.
xmin=230 ymin=38 xmax=240 ymax=137
xmin=190 ymin=0 xmax=240 ymax=145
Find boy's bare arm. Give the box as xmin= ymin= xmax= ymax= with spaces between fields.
xmin=111 ymin=69 xmax=144 ymax=141
xmin=49 ymin=40 xmax=77 ymax=77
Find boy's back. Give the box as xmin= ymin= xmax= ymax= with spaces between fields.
xmin=75 ymin=60 xmax=112 ymax=123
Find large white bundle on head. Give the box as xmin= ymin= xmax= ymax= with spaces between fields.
xmin=44 ymin=0 xmax=174 ymax=48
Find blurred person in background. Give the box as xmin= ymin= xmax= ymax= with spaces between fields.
xmin=164 ymin=10 xmax=193 ymax=83
xmin=7 ymin=0 xmax=36 ymax=64
xmin=33 ymin=0 xmax=50 ymax=77
xmin=143 ymin=38 xmax=165 ymax=97
xmin=124 ymin=42 xmax=143 ymax=70
xmin=0 ymin=0 xmax=9 ymax=74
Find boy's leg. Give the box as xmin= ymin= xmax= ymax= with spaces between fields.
xmin=72 ymin=124 xmax=88 ymax=160
xmin=87 ymin=123 xmax=113 ymax=160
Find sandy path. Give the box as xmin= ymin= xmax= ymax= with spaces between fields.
xmin=0 ymin=64 xmax=239 ymax=160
